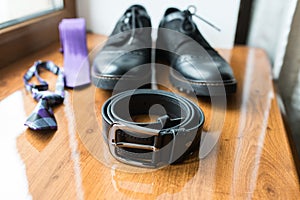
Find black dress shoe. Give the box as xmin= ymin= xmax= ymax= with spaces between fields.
xmin=156 ymin=7 xmax=237 ymax=96
xmin=92 ymin=5 xmax=152 ymax=90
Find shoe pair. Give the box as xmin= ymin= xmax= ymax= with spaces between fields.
xmin=92 ymin=5 xmax=237 ymax=96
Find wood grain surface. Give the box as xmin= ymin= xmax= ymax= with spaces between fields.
xmin=0 ymin=34 xmax=299 ymax=199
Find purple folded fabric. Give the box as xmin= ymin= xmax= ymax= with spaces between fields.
xmin=59 ymin=18 xmax=90 ymax=87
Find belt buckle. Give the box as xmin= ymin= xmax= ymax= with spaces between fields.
xmin=108 ymin=122 xmax=161 ymax=168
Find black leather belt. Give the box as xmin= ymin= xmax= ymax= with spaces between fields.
xmin=102 ymin=89 xmax=204 ymax=168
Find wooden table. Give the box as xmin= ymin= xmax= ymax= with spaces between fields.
xmin=0 ymin=34 xmax=299 ymax=199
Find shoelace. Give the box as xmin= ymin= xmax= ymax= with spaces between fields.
xmin=183 ymin=5 xmax=221 ymax=32
xmin=128 ymin=7 xmax=136 ymax=44
xmin=120 ymin=7 xmax=138 ymax=45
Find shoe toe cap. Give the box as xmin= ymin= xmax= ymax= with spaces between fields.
xmin=92 ymin=51 xmax=150 ymax=77
xmin=173 ymin=55 xmax=235 ymax=83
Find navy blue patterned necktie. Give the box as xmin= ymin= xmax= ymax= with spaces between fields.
xmin=23 ymin=61 xmax=65 ymax=130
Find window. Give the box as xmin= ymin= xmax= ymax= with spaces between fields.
xmin=0 ymin=0 xmax=76 ymax=68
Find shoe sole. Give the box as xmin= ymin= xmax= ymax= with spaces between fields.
xmin=92 ymin=73 xmax=152 ymax=90
xmin=169 ymin=69 xmax=237 ymax=96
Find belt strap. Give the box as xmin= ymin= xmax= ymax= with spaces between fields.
xmin=102 ymin=89 xmax=204 ymax=168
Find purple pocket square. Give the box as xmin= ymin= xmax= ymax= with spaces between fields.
xmin=59 ymin=18 xmax=90 ymax=87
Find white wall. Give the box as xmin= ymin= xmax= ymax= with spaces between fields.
xmin=76 ymin=0 xmax=241 ymax=49
xmin=247 ymin=0 xmax=298 ymax=79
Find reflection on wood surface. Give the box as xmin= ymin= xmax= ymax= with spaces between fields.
xmin=0 ymin=34 xmax=299 ymax=199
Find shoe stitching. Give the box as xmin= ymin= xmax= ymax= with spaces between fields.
xmin=92 ymin=73 xmax=151 ymax=81
xmin=100 ymin=51 xmax=149 ymax=56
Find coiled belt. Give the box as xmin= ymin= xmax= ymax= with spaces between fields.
xmin=102 ymin=89 xmax=204 ymax=168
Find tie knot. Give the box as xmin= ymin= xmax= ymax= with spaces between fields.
xmin=33 ymin=91 xmax=64 ymax=105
